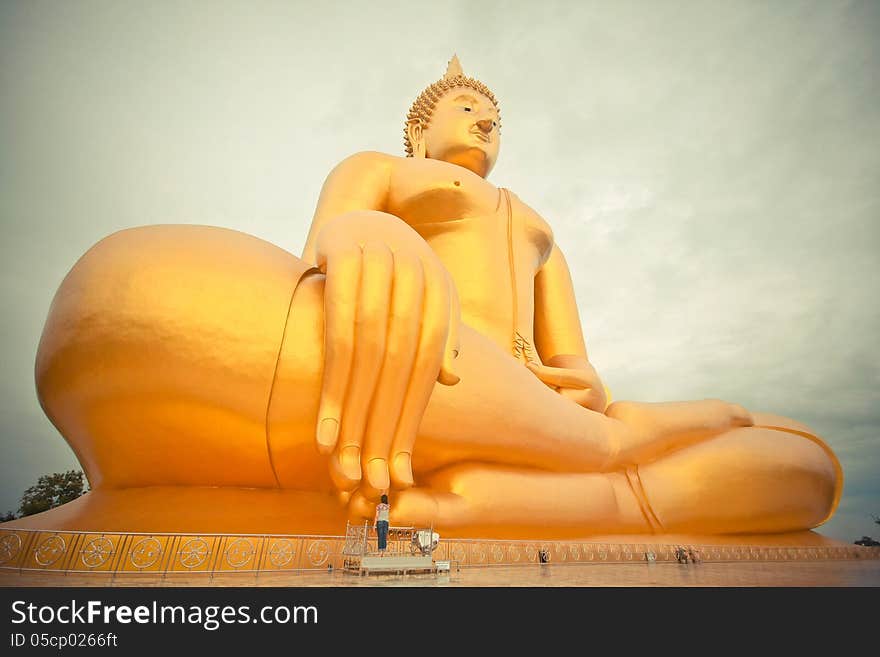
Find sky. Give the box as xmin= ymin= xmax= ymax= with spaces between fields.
xmin=0 ymin=0 xmax=877 ymax=543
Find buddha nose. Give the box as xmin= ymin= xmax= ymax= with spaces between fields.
xmin=476 ymin=118 xmax=494 ymax=134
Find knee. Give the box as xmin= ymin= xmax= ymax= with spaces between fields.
xmin=785 ymin=441 xmax=841 ymax=528
xmin=644 ymin=427 xmax=842 ymax=533
xmin=750 ymin=419 xmax=843 ymax=526
xmin=731 ymin=428 xmax=841 ymax=530
xmin=751 ymin=412 xmax=822 ymax=440
xmin=803 ymin=438 xmax=843 ymax=526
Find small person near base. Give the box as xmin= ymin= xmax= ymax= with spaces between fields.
xmin=375 ymin=494 xmax=390 ymax=556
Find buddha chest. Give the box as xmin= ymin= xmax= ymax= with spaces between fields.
xmin=388 ymin=159 xmax=554 ymax=360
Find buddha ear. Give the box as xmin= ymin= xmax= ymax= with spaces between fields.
xmin=407 ymin=118 xmax=426 ymax=158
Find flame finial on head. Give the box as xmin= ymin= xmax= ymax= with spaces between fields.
xmin=403 ymin=55 xmax=500 ymax=157
xmin=444 ymin=54 xmax=464 ymax=80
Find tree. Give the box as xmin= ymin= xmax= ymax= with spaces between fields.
xmin=1 ymin=511 xmax=16 ymax=522
xmin=17 ymin=470 xmax=88 ymax=517
xmin=853 ymin=513 xmax=880 ymax=547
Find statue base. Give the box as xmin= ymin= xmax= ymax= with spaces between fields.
xmin=1 ymin=486 xmax=871 ymax=578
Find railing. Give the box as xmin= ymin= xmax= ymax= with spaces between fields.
xmin=428 ymin=541 xmax=879 ymax=566
xmin=1 ymin=527 xmax=876 ymax=576
xmin=342 ymin=522 xmax=423 ymax=558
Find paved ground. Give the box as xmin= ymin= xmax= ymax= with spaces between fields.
xmin=3 ymin=559 xmax=879 ymax=587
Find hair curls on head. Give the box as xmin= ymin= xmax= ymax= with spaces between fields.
xmin=403 ymin=55 xmax=501 ymax=157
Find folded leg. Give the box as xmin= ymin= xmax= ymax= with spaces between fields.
xmin=356 ymin=426 xmax=840 ymax=537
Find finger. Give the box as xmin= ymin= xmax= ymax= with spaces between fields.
xmin=359 ymin=250 xmax=425 ymax=498
xmin=603 ymin=385 xmax=613 ymax=406
xmin=388 ymin=255 xmax=450 ymax=489
xmin=525 ymin=362 xmax=590 ymax=389
xmin=559 ymin=387 xmax=604 ymax=411
xmin=329 ymin=242 xmax=393 ymax=491
xmin=558 ymin=387 xmax=582 ymax=404
xmin=532 ymin=370 xmax=560 ymax=393
xmin=437 ymin=269 xmax=460 ymax=386
xmin=391 ymin=487 xmax=469 ymax=529
xmin=346 ymin=489 xmax=375 ymax=523
xmin=316 ymin=244 xmax=362 ymax=455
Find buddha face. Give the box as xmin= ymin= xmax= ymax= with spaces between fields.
xmin=412 ymin=87 xmax=501 ymax=178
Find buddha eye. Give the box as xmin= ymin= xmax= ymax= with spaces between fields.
xmin=463 ymin=106 xmax=472 ymax=112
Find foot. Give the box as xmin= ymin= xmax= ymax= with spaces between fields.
xmin=605 ymin=399 xmax=753 ymax=467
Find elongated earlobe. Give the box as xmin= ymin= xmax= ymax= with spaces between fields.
xmin=407 ymin=119 xmax=426 ymax=158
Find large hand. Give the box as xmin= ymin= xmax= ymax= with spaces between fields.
xmin=313 ymin=211 xmax=461 ymax=500
xmin=525 ymin=355 xmax=607 ymax=413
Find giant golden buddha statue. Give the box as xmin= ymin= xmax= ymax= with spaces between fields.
xmin=16 ymin=57 xmax=841 ymax=540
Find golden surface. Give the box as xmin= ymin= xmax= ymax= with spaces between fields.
xmin=6 ymin=57 xmax=842 ymax=541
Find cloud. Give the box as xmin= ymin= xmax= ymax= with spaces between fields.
xmin=1 ymin=0 xmax=877 ymax=542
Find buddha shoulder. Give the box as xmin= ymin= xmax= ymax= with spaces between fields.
xmin=322 ymin=150 xmax=398 ymax=188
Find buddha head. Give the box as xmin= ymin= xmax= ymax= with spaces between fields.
xmin=404 ymin=55 xmax=501 ymax=178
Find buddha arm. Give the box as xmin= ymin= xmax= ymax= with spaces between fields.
xmin=298 ymin=151 xmax=460 ymax=499
xmin=532 ymin=244 xmax=609 ymax=412
xmin=301 ymin=151 xmax=393 ymax=263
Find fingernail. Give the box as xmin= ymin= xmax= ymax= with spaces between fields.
xmin=340 ymin=445 xmax=361 ymax=481
xmin=317 ymin=418 xmax=338 ymax=451
xmin=392 ymin=453 xmax=414 ymax=487
xmin=366 ymin=458 xmax=389 ymax=491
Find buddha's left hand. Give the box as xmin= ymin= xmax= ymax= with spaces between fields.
xmin=526 ymin=356 xmax=607 ymax=413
